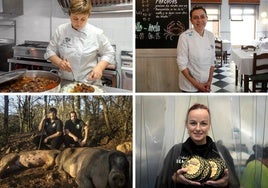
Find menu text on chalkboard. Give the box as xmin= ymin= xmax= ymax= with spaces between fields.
xmin=136 ymin=0 xmax=189 ymax=48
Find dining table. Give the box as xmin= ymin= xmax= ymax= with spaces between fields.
xmin=222 ymin=40 xmax=232 ymax=55
xmin=230 ymin=48 xmax=255 ymax=92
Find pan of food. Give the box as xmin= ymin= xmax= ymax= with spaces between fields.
xmin=61 ymin=82 xmax=104 ymax=93
xmin=0 ymin=70 xmax=61 ymax=93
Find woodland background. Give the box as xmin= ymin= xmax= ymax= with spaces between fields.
xmin=0 ymin=95 xmax=132 ymax=187
xmin=0 ymin=95 xmax=132 ymax=152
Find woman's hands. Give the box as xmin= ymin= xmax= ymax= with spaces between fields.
xmin=172 ymin=168 xmax=202 ymax=186
xmin=87 ymin=66 xmax=103 ymax=81
xmin=204 ymin=169 xmax=229 ymax=187
xmin=172 ymin=168 xmax=229 ymax=187
xmin=87 ymin=60 xmax=109 ymax=81
xmin=58 ymin=59 xmax=72 ymax=72
xmin=194 ymin=82 xmax=211 ymax=92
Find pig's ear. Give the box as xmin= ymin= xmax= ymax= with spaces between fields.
xmin=91 ymin=150 xmax=110 ymax=188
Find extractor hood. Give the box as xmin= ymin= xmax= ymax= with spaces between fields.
xmin=57 ymin=0 xmax=132 ymax=14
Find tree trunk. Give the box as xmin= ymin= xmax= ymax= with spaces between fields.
xmin=83 ymin=96 xmax=90 ymax=124
xmin=74 ymin=95 xmax=81 ymax=118
xmin=3 ymin=95 xmax=9 ymax=144
xmin=23 ymin=96 xmax=31 ymax=132
xmin=98 ymin=96 xmax=112 ymax=133
xmin=18 ymin=96 xmax=23 ymax=133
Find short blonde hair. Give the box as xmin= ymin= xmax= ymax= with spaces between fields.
xmin=69 ymin=0 xmax=92 ymax=16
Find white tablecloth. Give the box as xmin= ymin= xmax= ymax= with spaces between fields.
xmin=230 ymin=48 xmax=254 ymax=75
xmin=222 ymin=40 xmax=231 ymax=54
xmin=231 ymin=48 xmax=268 ymax=75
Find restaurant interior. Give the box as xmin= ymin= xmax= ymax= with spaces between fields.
xmin=136 ymin=0 xmax=268 ymax=92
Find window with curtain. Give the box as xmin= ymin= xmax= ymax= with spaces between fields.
xmin=230 ymin=5 xmax=258 ymax=45
xmin=191 ymin=4 xmax=220 ymax=37
xmin=136 ymin=96 xmax=268 ymax=188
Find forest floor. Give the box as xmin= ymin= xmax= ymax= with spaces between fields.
xmin=0 ymin=132 xmax=124 ymax=188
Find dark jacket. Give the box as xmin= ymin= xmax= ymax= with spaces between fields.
xmin=155 ymin=136 xmax=240 ymax=188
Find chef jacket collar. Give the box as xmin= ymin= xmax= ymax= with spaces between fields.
xmin=70 ymin=23 xmax=88 ymax=36
xmin=192 ymin=28 xmax=207 ymax=38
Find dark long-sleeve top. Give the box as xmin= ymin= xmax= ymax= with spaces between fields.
xmin=155 ymin=136 xmax=240 ymax=188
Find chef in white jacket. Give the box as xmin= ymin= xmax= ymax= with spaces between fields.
xmin=177 ymin=6 xmax=215 ymax=92
xmin=44 ymin=0 xmax=115 ymax=83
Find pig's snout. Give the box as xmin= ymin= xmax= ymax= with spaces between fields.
xmin=109 ymin=170 xmax=126 ymax=187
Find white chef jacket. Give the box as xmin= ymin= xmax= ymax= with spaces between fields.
xmin=177 ymin=29 xmax=215 ymax=92
xmin=44 ymin=23 xmax=115 ymax=82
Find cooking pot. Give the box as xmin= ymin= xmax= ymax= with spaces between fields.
xmin=22 ymin=70 xmax=61 ymax=92
xmin=0 ymin=70 xmax=61 ymax=93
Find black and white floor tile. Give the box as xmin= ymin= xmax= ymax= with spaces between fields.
xmin=211 ymin=61 xmax=244 ymax=93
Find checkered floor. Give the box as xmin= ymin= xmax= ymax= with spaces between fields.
xmin=211 ymin=61 xmax=244 ymax=93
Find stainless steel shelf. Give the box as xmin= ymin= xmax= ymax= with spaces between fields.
xmin=7 ymin=58 xmax=57 ymax=71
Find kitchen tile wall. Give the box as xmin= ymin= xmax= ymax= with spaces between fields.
xmin=1 ymin=0 xmax=133 ymax=59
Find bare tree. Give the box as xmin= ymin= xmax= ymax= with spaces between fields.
xmin=98 ymin=96 xmax=112 ymax=133
xmin=22 ymin=96 xmax=31 ymax=132
xmin=3 ymin=95 xmax=9 ymax=144
xmin=16 ymin=96 xmax=24 ymax=133
xmin=83 ymin=96 xmax=91 ymax=124
xmin=74 ymin=95 xmax=81 ymax=118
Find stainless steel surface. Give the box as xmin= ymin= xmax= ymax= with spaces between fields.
xmin=0 ymin=0 xmax=23 ymax=16
xmin=0 ymin=19 xmax=16 ymax=47
xmin=121 ymin=50 xmax=133 ymax=68
xmin=7 ymin=58 xmax=57 ymax=71
xmin=13 ymin=41 xmax=48 ymax=60
xmin=0 ymin=37 xmax=14 ymax=71
xmin=22 ymin=70 xmax=61 ymax=92
xmin=120 ymin=50 xmax=132 ymax=90
xmin=0 ymin=70 xmax=61 ymax=92
xmin=0 ymin=69 xmax=26 ymax=84
xmin=57 ymin=0 xmax=132 ymax=14
xmin=0 ymin=38 xmax=14 ymax=45
xmin=121 ymin=69 xmax=132 ymax=90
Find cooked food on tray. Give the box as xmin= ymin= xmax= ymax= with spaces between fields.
xmin=69 ymin=83 xmax=95 ymax=93
xmin=0 ymin=76 xmax=59 ymax=92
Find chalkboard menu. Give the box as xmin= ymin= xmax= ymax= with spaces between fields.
xmin=136 ymin=0 xmax=189 ymax=48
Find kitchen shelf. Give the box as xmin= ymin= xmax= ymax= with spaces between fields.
xmin=0 ymin=19 xmax=16 ymax=43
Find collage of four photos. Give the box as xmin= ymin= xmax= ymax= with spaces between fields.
xmin=0 ymin=0 xmax=268 ymax=187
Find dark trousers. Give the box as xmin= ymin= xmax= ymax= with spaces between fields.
xmin=64 ymin=134 xmax=81 ymax=147
xmin=33 ymin=135 xmax=63 ymax=150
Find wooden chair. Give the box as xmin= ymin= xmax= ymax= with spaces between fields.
xmin=215 ymin=39 xmax=227 ymax=67
xmin=241 ymin=45 xmax=256 ymax=51
xmin=249 ymin=53 xmax=268 ymax=92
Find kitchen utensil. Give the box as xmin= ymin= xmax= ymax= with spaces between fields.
xmin=0 ymin=70 xmax=61 ymax=92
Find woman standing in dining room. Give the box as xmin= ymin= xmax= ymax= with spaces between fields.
xmin=44 ymin=0 xmax=115 ymax=83
xmin=177 ymin=6 xmax=215 ymax=92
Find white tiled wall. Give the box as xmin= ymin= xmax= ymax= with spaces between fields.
xmin=1 ymin=0 xmax=133 ymax=59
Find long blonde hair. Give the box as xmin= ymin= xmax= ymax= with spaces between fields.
xmin=69 ymin=0 xmax=92 ymax=16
